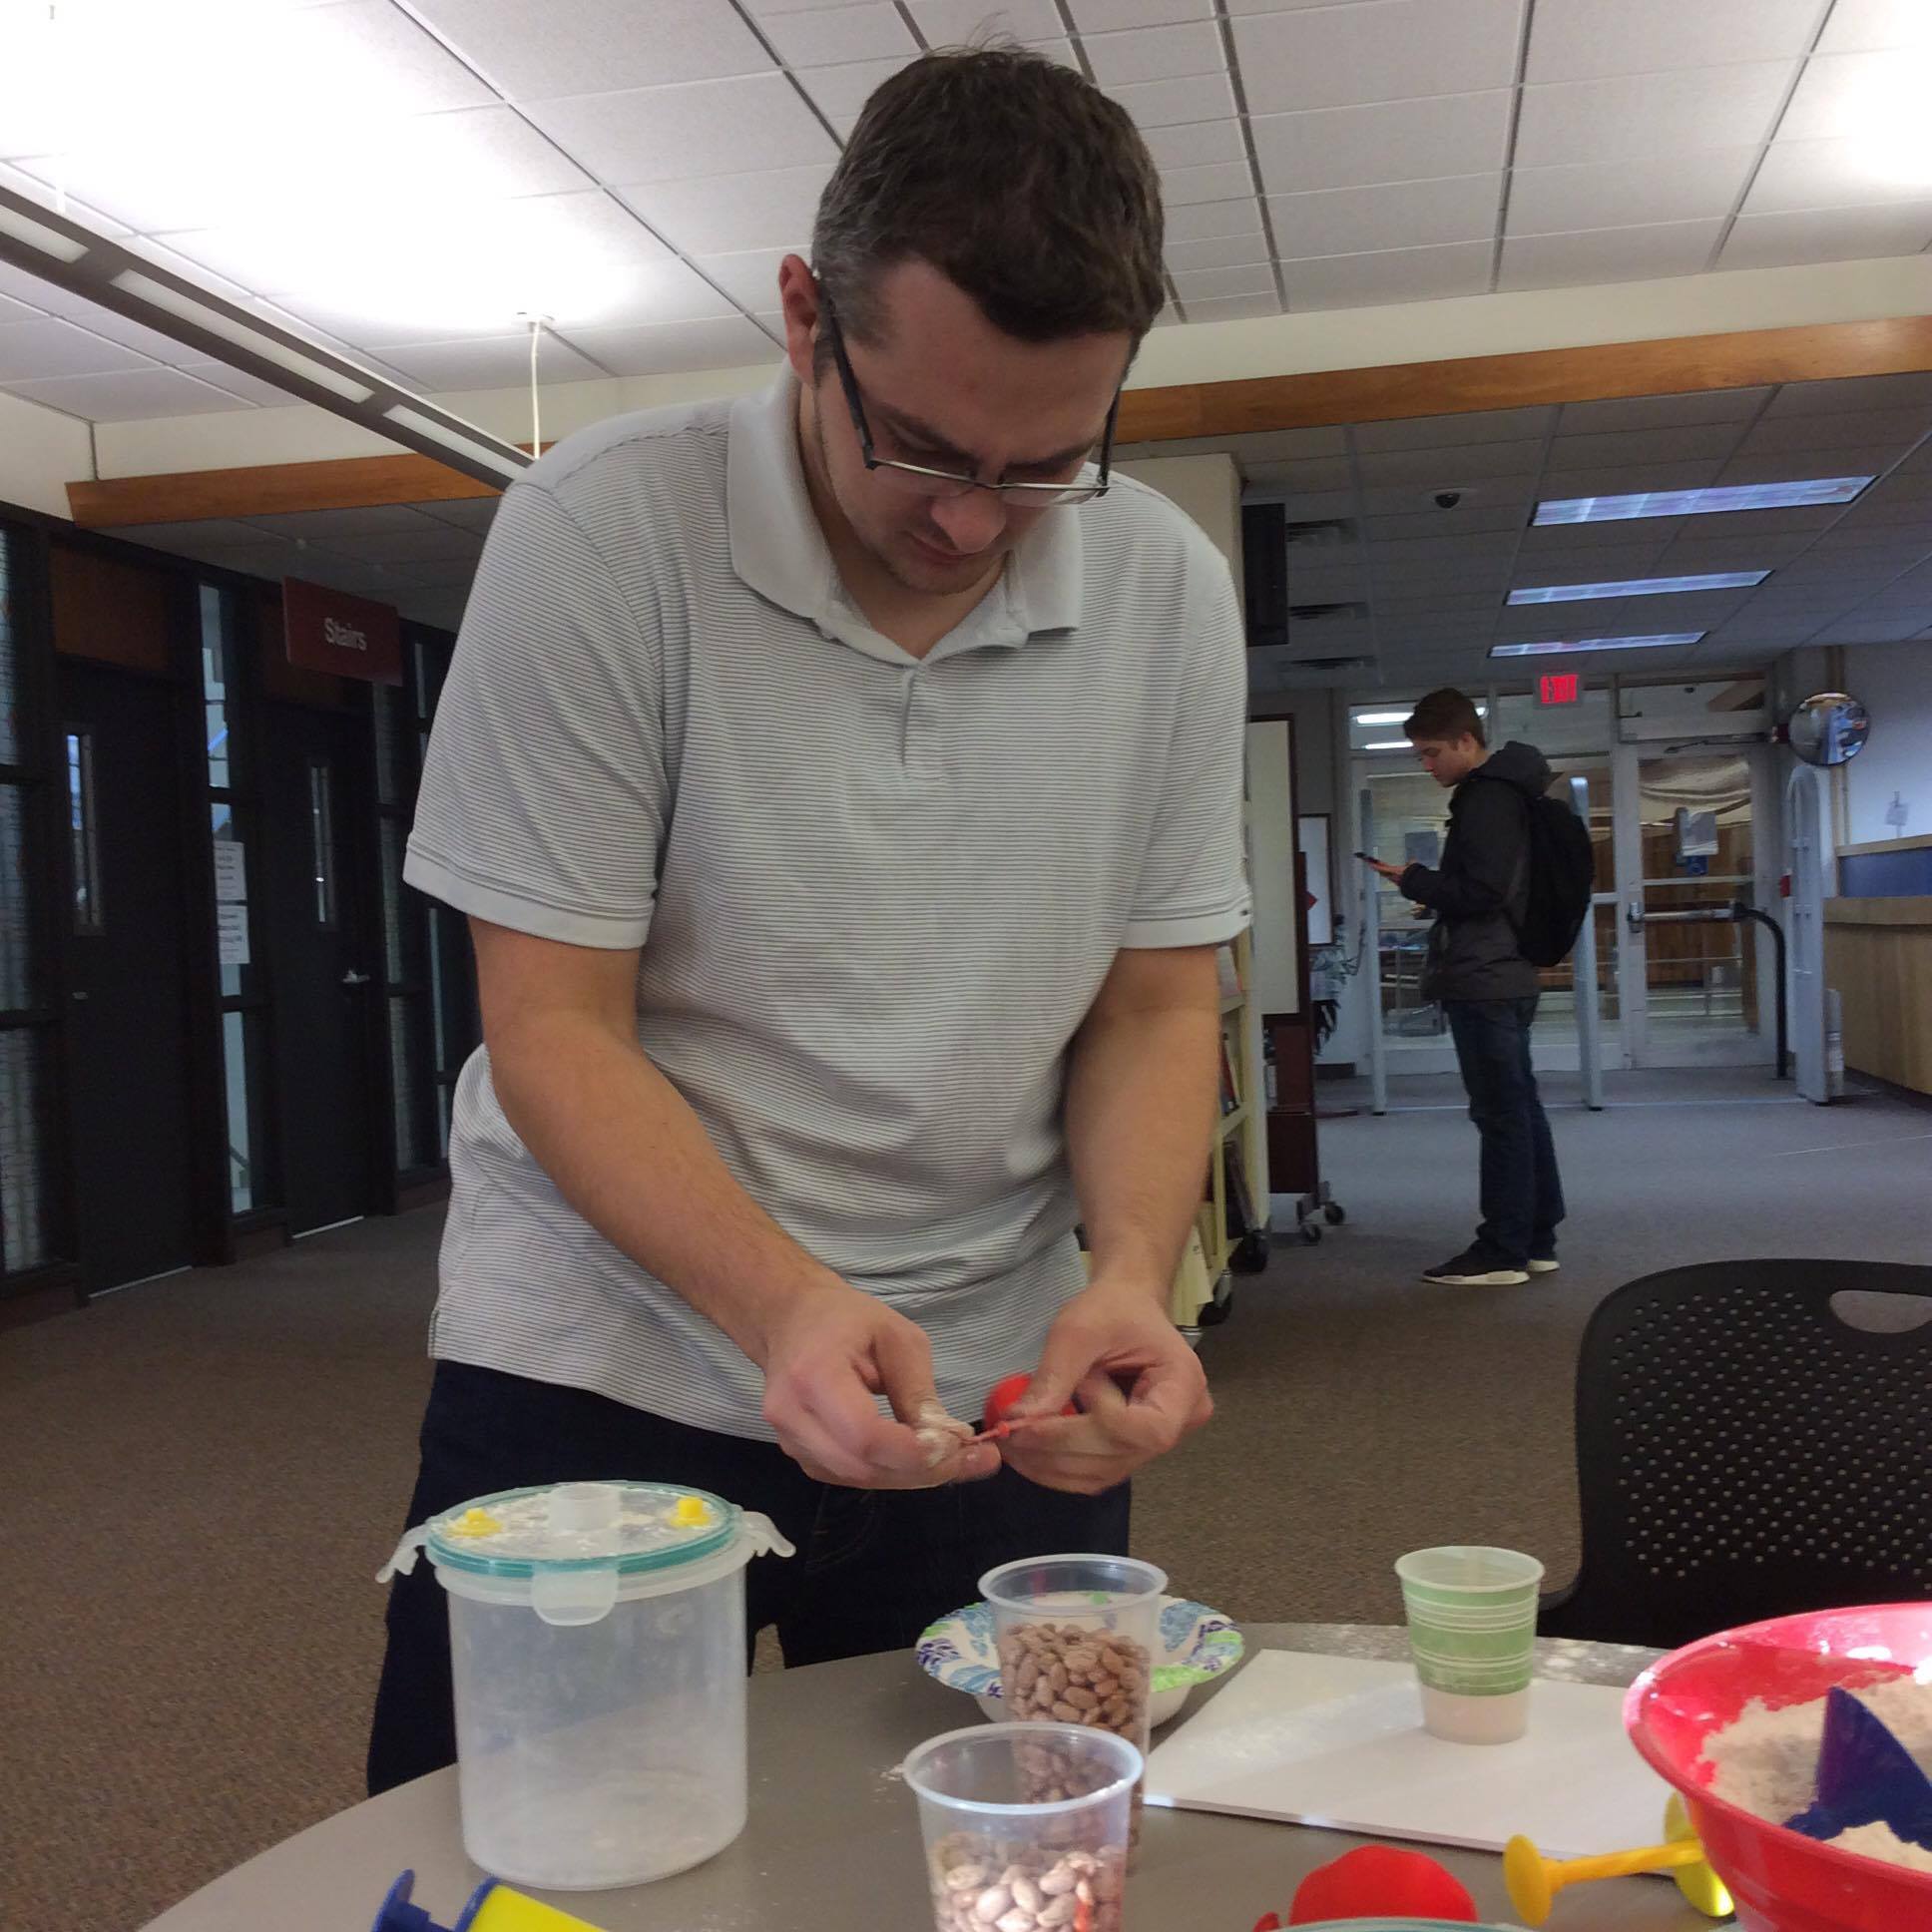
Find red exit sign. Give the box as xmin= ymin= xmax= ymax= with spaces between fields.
xmin=1538 ymin=671 xmax=1583 ymax=707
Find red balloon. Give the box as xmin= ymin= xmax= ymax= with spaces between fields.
xmin=984 ymin=1373 xmax=1076 ymax=1429
xmin=1286 ymin=1846 xmax=1479 ymax=1924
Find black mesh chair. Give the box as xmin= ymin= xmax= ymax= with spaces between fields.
xmin=1539 ymin=1259 xmax=1932 ymax=1651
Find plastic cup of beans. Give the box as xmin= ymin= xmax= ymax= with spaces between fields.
xmin=979 ymin=1555 xmax=1167 ymax=1851
xmin=905 ymin=1721 xmax=1140 ymax=1932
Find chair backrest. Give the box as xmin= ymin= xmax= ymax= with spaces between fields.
xmin=1540 ymin=1259 xmax=1932 ymax=1651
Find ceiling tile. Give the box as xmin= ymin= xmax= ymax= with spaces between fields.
xmin=1270 ymin=173 xmax=1501 ymax=256
xmin=695 ymin=246 xmax=802 ymax=313
xmin=1741 ymin=405 xmax=1932 ymax=451
xmin=559 ymin=315 xmax=781 ymax=376
xmin=1359 ymin=437 xmax=1546 ymax=486
xmin=1719 ymin=201 xmax=1932 ymax=269
xmin=0 ymin=316 xmax=158 ymax=381
xmin=1165 ymin=232 xmax=1274 ymax=271
xmin=379 ymin=331 xmax=605 ymax=392
xmin=1525 ymin=0 xmax=1822 ymax=83
xmin=1142 ymin=119 xmax=1249 ymax=171
xmin=330 ymin=526 xmax=488 ymax=566
xmin=1172 ymin=263 xmax=1278 ymax=301
xmin=1106 ymin=70 xmax=1238 ymax=128
xmin=1776 ymin=50 xmax=1911 ymax=142
xmin=1283 ymin=241 xmax=1494 ymax=311
xmin=1251 ymin=92 xmax=1511 ymax=199
xmin=1514 ymin=63 xmax=1795 ymax=169
xmin=906 ymin=0 xmax=1063 ymax=41
xmin=758 ymin=4 xmax=918 ymax=67
xmin=1744 ymin=138 xmax=1932 ymax=214
xmin=1355 ymin=406 xmax=1555 ymax=451
xmin=396 ymin=104 xmax=601 ymax=198
xmin=1557 ymin=388 xmax=1770 ymax=433
xmin=1498 ymin=218 xmax=1725 ymax=290
xmin=525 ymin=76 xmax=837 ymax=186
xmin=291 ymin=1 xmax=497 ymax=111
xmin=249 ymin=507 xmax=449 ymax=542
xmin=1816 ymin=0 xmax=1932 ymax=54
xmin=1232 ymin=0 xmax=1523 ymax=116
xmin=797 ymin=55 xmax=911 ymax=122
xmin=404 ymin=0 xmax=773 ymax=97
xmin=1182 ymin=291 xmax=1283 ymax=322
xmin=1070 ymin=0 xmax=1211 ymax=24
xmin=1084 ymin=20 xmax=1225 ymax=85
xmin=1161 ymin=161 xmax=1255 ymax=207
xmin=1775 ymin=372 xmax=1932 ymax=415
xmin=417 ymin=498 xmax=504 ymax=533
xmin=1164 ymin=198 xmax=1264 ymax=242
xmin=1506 ymin=147 xmax=1757 ymax=236
xmin=1720 ymin=446 xmax=1901 ymax=483
xmin=2 ymin=366 xmax=255 ymax=420
xmin=1537 ymin=459 xmax=1725 ymax=498
xmin=1548 ymin=423 xmax=1746 ymax=468
xmin=621 ymin=163 xmax=835 ymax=255
xmin=176 ymin=360 xmax=303 ymax=407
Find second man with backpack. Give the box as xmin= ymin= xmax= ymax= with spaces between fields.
xmin=1365 ymin=687 xmax=1591 ymax=1287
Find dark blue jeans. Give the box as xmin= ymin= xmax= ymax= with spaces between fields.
xmin=367 ymin=1360 xmax=1131 ymax=1796
xmin=1443 ymin=995 xmax=1565 ymax=1267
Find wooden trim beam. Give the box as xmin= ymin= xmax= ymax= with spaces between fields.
xmin=69 ymin=451 xmax=501 ymax=528
xmin=67 ymin=315 xmax=1932 ymax=528
xmin=1114 ymin=316 xmax=1932 ymax=443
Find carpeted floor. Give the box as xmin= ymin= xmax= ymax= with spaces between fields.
xmin=7 ymin=1067 xmax=1928 ymax=1932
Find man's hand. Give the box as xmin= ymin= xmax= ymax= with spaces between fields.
xmin=751 ymin=1277 xmax=1002 ymax=1490
xmin=998 ymin=1276 xmax=1213 ymax=1495
xmin=1364 ymin=857 xmax=1406 ymax=881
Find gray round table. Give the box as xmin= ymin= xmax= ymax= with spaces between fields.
xmin=146 ymin=1625 xmax=1716 ymax=1932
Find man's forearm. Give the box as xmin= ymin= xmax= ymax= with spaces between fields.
xmin=1064 ymin=1001 xmax=1220 ymax=1295
xmin=489 ymin=1012 xmax=834 ymax=1362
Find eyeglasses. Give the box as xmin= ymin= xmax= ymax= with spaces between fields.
xmin=820 ymin=291 xmax=1116 ymax=507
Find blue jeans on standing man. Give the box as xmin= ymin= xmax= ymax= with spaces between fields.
xmin=1443 ymin=995 xmax=1565 ymax=1267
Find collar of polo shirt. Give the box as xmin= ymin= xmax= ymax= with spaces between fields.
xmin=726 ymin=372 xmax=1085 ymax=658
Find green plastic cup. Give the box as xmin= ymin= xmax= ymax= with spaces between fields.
xmin=1395 ymin=1546 xmax=1545 ymax=1744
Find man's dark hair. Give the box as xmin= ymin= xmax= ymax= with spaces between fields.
xmin=1405 ymin=688 xmax=1487 ymax=745
xmin=810 ymin=46 xmax=1165 ymax=352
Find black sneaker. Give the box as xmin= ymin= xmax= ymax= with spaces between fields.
xmin=1421 ymin=1246 xmax=1530 ymax=1287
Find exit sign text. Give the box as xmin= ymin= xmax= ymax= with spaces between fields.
xmin=1538 ymin=672 xmax=1582 ymax=707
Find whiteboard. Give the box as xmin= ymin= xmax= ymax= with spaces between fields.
xmin=1244 ymin=721 xmax=1298 ymax=1015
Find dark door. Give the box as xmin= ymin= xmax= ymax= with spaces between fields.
xmin=259 ymin=700 xmax=374 ymax=1234
xmin=57 ymin=660 xmax=194 ymax=1294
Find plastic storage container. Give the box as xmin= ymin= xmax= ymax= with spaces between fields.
xmin=379 ymin=1480 xmax=792 ymax=1891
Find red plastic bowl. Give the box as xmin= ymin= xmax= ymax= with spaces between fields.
xmin=1624 ymin=1604 xmax=1932 ymax=1932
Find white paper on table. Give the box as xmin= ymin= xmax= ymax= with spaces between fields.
xmin=1143 ymin=1650 xmax=1670 ymax=1863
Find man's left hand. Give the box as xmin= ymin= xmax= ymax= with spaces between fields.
xmin=997 ymin=1275 xmax=1213 ymax=1495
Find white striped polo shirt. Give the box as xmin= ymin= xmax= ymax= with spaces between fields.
xmin=404 ymin=371 xmax=1251 ymax=1438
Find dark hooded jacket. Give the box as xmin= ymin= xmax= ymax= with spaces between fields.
xmin=1397 ymin=738 xmax=1553 ymax=1003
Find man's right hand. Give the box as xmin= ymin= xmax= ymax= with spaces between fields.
xmin=750 ymin=1278 xmax=1002 ymax=1490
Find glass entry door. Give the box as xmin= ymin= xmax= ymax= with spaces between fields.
xmin=1614 ymin=742 xmax=1777 ymax=1068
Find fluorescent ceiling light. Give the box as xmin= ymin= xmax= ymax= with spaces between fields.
xmin=112 ymin=269 xmax=373 ymax=403
xmin=0 ymin=200 xmax=88 ymax=263
xmin=1490 ymin=633 xmax=1705 ymax=658
xmin=1353 ymin=706 xmax=1486 ymax=725
xmin=1844 ymin=49 xmax=1932 ymax=184
xmin=1534 ymin=478 xmax=1872 ymax=524
xmin=1508 ymin=572 xmax=1768 ymax=605
xmin=384 ymin=405 xmax=526 ymax=483
xmin=1362 ymin=739 xmax=1411 ymax=750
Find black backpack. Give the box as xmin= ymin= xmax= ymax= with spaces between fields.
xmin=1515 ymin=786 xmax=1596 ymax=968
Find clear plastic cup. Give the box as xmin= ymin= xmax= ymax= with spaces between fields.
xmin=1396 ymin=1545 xmax=1545 ymax=1745
xmin=980 ymin=1554 xmax=1166 ymax=1850
xmin=904 ymin=1722 xmax=1141 ymax=1932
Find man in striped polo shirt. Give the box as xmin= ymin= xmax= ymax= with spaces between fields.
xmin=370 ymin=46 xmax=1251 ymax=1791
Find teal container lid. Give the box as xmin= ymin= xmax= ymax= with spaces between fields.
xmin=422 ymin=1480 xmax=741 ymax=1581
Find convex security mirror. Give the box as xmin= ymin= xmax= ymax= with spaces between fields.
xmin=1787 ymin=692 xmax=1870 ymax=766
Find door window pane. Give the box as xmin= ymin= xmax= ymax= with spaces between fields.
xmin=307 ymin=760 xmax=336 ymax=928
xmin=222 ymin=1009 xmax=256 ymax=1212
xmin=0 ymin=1027 xmax=54 ymax=1271
xmin=388 ymin=995 xmax=435 ymax=1170
xmin=0 ymin=527 xmax=18 ymax=766
xmin=0 ymin=782 xmax=32 ymax=1010
xmin=67 ymin=731 xmax=103 ymax=934
xmin=201 ymin=585 xmax=234 ymax=788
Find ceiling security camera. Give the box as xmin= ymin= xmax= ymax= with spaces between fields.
xmin=1434 ymin=489 xmax=1462 ymax=509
